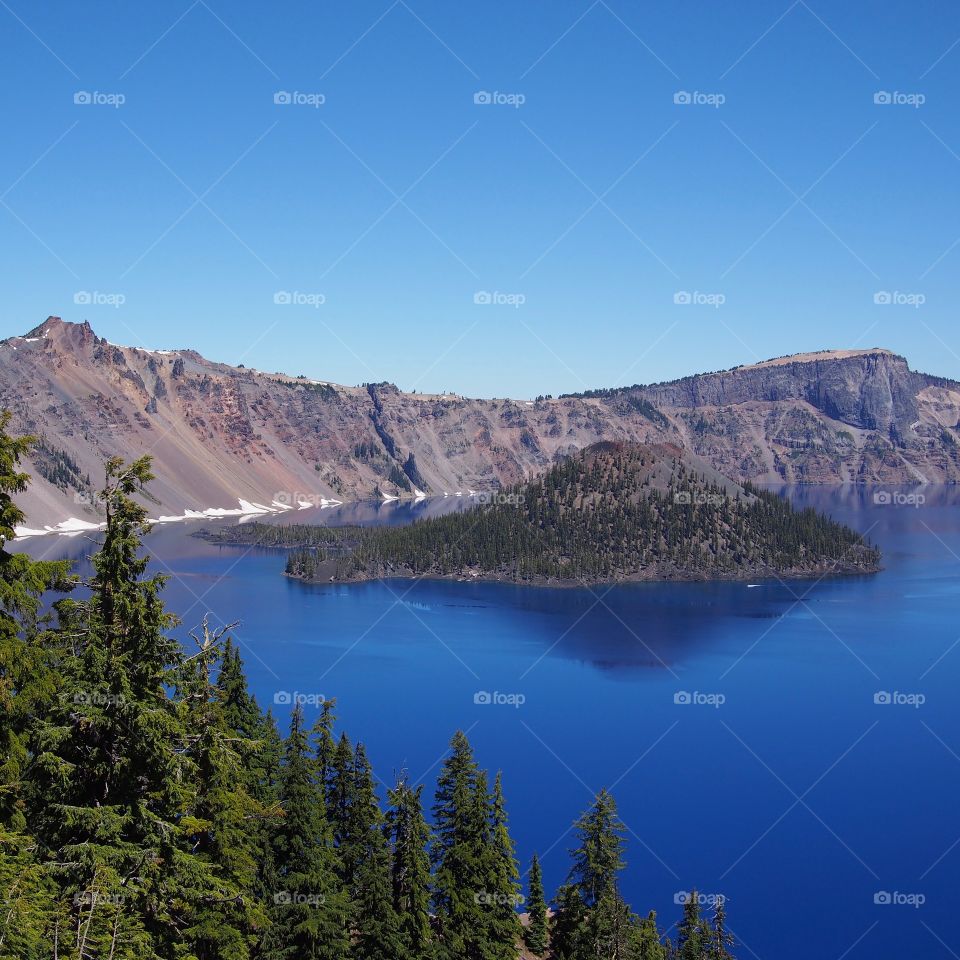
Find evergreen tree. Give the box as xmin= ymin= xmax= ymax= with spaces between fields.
xmin=633 ymin=911 xmax=667 ymax=960
xmin=177 ymin=618 xmax=267 ymax=959
xmin=267 ymin=704 xmax=349 ymax=960
xmin=483 ymin=771 xmax=522 ymax=957
xmin=312 ymin=697 xmax=338 ymax=798
xmin=328 ymin=731 xmax=356 ymax=882
xmin=29 ymin=456 xmax=199 ymax=958
xmin=0 ymin=414 xmax=72 ymax=833
xmin=431 ymin=731 xmax=484 ymax=959
xmin=349 ymin=743 xmax=403 ymax=960
xmin=675 ymin=893 xmax=712 ymax=960
xmin=569 ymin=788 xmax=626 ymax=907
xmin=550 ymin=884 xmax=587 ymax=960
xmin=523 ymin=853 xmax=548 ymax=957
xmin=711 ymin=898 xmax=735 ymax=960
xmin=385 ymin=778 xmax=432 ymax=960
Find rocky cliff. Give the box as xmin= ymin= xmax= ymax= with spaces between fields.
xmin=3 ymin=318 xmax=958 ymax=529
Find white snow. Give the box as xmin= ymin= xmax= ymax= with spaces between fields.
xmin=413 ymin=488 xmax=426 ymax=499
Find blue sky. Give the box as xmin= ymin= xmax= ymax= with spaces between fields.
xmin=1 ymin=0 xmax=959 ymax=396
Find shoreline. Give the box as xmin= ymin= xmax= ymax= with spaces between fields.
xmin=283 ymin=560 xmax=883 ymax=590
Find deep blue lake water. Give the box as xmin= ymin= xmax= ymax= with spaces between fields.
xmin=22 ymin=487 xmax=960 ymax=959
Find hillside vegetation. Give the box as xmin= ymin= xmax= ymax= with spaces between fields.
xmin=208 ymin=443 xmax=881 ymax=584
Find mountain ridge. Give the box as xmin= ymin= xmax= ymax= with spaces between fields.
xmin=4 ymin=316 xmax=960 ymax=529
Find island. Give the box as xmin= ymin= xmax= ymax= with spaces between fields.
xmin=197 ymin=442 xmax=881 ymax=586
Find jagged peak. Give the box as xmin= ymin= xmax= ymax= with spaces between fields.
xmin=23 ymin=316 xmax=95 ymax=341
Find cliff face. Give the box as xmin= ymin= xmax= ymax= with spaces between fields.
xmin=3 ymin=319 xmax=959 ymax=528
xmin=639 ymin=351 xmax=924 ymax=438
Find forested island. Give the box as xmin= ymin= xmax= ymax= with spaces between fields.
xmin=202 ymin=442 xmax=881 ymax=586
xmin=0 ymin=419 xmax=736 ymax=958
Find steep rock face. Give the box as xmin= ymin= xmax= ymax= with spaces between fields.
xmin=638 ymin=351 xmax=925 ymax=439
xmin=2 ymin=319 xmax=959 ymax=528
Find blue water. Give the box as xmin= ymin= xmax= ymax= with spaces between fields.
xmin=23 ymin=487 xmax=960 ymax=958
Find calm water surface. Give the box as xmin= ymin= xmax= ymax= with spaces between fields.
xmin=23 ymin=487 xmax=960 ymax=959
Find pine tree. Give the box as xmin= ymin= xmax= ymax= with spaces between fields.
xmin=177 ymin=617 xmax=267 ymax=959
xmin=312 ymin=696 xmax=338 ymax=799
xmin=328 ymin=731 xmax=356 ymax=882
xmin=385 ymin=777 xmax=432 ymax=959
xmin=675 ymin=892 xmax=712 ymax=960
xmin=431 ymin=731 xmax=484 ymax=959
xmin=483 ymin=771 xmax=522 ymax=957
xmin=267 ymin=704 xmax=349 ymax=960
xmin=711 ymin=897 xmax=735 ymax=960
xmin=0 ymin=414 xmax=72 ymax=833
xmin=524 ymin=853 xmax=548 ymax=957
xmin=29 ymin=456 xmax=197 ymax=958
xmin=568 ymin=789 xmax=626 ymax=908
xmin=632 ymin=911 xmax=667 ymax=960
xmin=550 ymin=883 xmax=587 ymax=960
xmin=349 ymin=743 xmax=403 ymax=960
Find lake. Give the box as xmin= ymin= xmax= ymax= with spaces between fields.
xmin=21 ymin=486 xmax=960 ymax=959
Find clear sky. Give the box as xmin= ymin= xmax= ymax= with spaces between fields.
xmin=2 ymin=0 xmax=959 ymax=396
